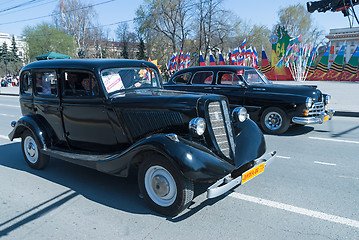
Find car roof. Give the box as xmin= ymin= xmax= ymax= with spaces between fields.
xmin=172 ymin=65 xmax=254 ymax=75
xmin=21 ymin=59 xmax=159 ymax=73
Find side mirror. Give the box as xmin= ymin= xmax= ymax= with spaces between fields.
xmin=237 ymin=81 xmax=245 ymax=87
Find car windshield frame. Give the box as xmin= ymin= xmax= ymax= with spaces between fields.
xmin=100 ymin=67 xmax=161 ymax=95
xmin=240 ymin=68 xmax=270 ymax=85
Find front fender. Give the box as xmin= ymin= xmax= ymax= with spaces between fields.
xmin=8 ymin=115 xmax=51 ymax=150
xmin=96 ymin=134 xmax=235 ymax=181
xmin=233 ymin=119 xmax=266 ymax=168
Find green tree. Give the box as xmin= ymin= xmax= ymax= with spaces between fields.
xmin=53 ymin=0 xmax=102 ymax=57
xmin=137 ymin=37 xmax=147 ymax=60
xmin=277 ymin=4 xmax=325 ymax=46
xmin=135 ymin=0 xmax=191 ymax=62
xmin=22 ymin=23 xmax=76 ymax=61
xmin=10 ymin=36 xmax=19 ymax=62
xmin=233 ymin=23 xmax=272 ymax=66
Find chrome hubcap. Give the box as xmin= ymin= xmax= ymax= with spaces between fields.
xmin=144 ymin=165 xmax=177 ymax=207
xmin=152 ymin=175 xmax=170 ymax=197
xmin=265 ymin=111 xmax=282 ymax=130
xmin=27 ymin=142 xmax=36 ymax=157
xmin=24 ymin=136 xmax=38 ymax=164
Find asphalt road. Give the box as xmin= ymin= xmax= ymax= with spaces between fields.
xmin=1 ymin=95 xmax=358 ymax=240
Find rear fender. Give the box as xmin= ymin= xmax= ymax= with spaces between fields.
xmin=8 ymin=115 xmax=51 ymax=150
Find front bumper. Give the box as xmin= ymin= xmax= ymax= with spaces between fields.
xmin=207 ymin=150 xmax=277 ymax=199
xmin=292 ymin=109 xmax=335 ymax=125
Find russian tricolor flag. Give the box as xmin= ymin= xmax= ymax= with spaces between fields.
xmin=199 ymin=52 xmax=206 ymax=66
xmin=209 ymin=51 xmax=216 ymax=65
xmin=240 ymin=39 xmax=246 ymax=50
xmin=218 ymin=51 xmax=226 ymax=65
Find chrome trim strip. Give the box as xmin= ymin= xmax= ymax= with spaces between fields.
xmin=292 ymin=110 xmax=335 ymax=125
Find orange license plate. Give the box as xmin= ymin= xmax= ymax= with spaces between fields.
xmin=241 ymin=162 xmax=265 ymax=184
xmin=324 ymin=115 xmax=329 ymax=122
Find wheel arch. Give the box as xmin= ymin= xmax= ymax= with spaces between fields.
xmin=9 ymin=115 xmax=52 ymax=150
xmin=97 ymin=134 xmax=234 ymax=181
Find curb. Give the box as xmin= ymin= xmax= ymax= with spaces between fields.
xmin=334 ymin=111 xmax=359 ymax=118
xmin=0 ymin=93 xmax=18 ymax=96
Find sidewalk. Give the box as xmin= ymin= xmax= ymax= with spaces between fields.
xmin=273 ymin=81 xmax=359 ymax=117
xmin=0 ymin=86 xmax=19 ymax=96
xmin=1 ymin=82 xmax=359 ymax=117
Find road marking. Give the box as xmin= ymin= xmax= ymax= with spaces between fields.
xmin=309 ymin=137 xmax=359 ymax=144
xmin=336 ymin=175 xmax=359 ymax=181
xmin=0 ymin=103 xmax=19 ymax=108
xmin=277 ymin=155 xmax=291 ymax=159
xmin=0 ymin=113 xmax=16 ymax=117
xmin=229 ymin=192 xmax=359 ymax=229
xmin=314 ymin=161 xmax=337 ymax=166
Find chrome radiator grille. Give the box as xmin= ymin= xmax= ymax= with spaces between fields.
xmin=308 ymin=102 xmax=325 ymax=117
xmin=207 ymin=101 xmax=234 ymax=159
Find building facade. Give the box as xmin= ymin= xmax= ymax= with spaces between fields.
xmin=0 ymin=32 xmax=26 ymax=60
xmin=326 ymin=27 xmax=359 ymax=63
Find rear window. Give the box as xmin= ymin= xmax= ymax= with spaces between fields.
xmin=192 ymin=71 xmax=213 ymax=84
xmin=172 ymin=73 xmax=191 ymax=84
xmin=20 ymin=71 xmax=32 ymax=95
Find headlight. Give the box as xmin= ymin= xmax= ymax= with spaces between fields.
xmin=306 ymin=97 xmax=313 ymax=108
xmin=325 ymin=95 xmax=331 ymax=104
xmin=189 ymin=117 xmax=206 ymax=136
xmin=232 ymin=107 xmax=248 ymax=122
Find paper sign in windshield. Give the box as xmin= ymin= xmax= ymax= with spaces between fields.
xmin=103 ymin=74 xmax=124 ymax=93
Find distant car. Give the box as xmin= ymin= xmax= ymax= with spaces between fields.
xmin=9 ymin=59 xmax=276 ymax=216
xmin=165 ymin=66 xmax=335 ymax=134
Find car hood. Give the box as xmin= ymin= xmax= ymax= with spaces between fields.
xmin=248 ymin=84 xmax=322 ymax=100
xmin=109 ymin=89 xmax=222 ymax=141
xmin=109 ymin=88 xmax=208 ymax=111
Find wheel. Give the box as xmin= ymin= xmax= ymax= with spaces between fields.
xmin=138 ymin=155 xmax=194 ymax=216
xmin=21 ymin=130 xmax=49 ymax=169
xmin=260 ymin=107 xmax=289 ymax=134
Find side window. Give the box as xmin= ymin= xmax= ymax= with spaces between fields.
xmin=173 ymin=73 xmax=191 ymax=84
xmin=243 ymin=69 xmax=262 ymax=84
xmin=218 ymin=72 xmax=234 ymax=85
xmin=192 ymin=71 xmax=213 ymax=85
xmin=35 ymin=70 xmax=57 ymax=97
xmin=20 ymin=71 xmax=32 ymax=95
xmin=63 ymin=71 xmax=99 ymax=97
xmin=218 ymin=72 xmax=244 ymax=86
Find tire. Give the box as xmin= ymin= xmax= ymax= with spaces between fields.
xmin=260 ymin=107 xmax=289 ymax=134
xmin=21 ymin=130 xmax=49 ymax=169
xmin=138 ymin=155 xmax=194 ymax=216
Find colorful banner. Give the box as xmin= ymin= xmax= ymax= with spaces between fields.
xmin=308 ymin=45 xmax=330 ymax=81
xmin=326 ymin=43 xmax=345 ymax=80
xmin=340 ymin=46 xmax=359 ymax=81
xmin=269 ymin=25 xmax=293 ymax=80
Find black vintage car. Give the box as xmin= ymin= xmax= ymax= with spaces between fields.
xmin=165 ymin=66 xmax=335 ymax=134
xmin=8 ymin=59 xmax=276 ymax=216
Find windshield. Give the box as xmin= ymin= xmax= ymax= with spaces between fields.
xmin=240 ymin=69 xmax=270 ymax=85
xmin=101 ymin=67 xmax=160 ymax=94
